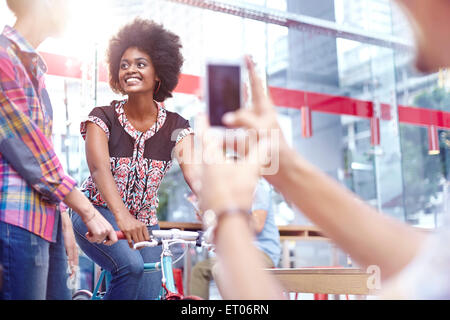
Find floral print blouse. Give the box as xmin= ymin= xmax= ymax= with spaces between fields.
xmin=80 ymin=99 xmax=194 ymax=226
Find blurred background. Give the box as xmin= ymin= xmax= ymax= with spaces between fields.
xmin=1 ymin=0 xmax=449 ymax=297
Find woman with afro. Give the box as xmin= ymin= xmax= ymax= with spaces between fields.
xmin=72 ymin=18 xmax=196 ymax=299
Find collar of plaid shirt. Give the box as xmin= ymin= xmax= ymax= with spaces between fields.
xmin=3 ymin=25 xmax=48 ymax=74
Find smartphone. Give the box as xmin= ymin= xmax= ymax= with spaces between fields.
xmin=206 ymin=60 xmax=244 ymax=127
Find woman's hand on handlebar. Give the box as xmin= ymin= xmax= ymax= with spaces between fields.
xmin=116 ymin=213 xmax=150 ymax=249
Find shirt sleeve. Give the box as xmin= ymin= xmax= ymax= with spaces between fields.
xmin=174 ymin=118 xmax=194 ymax=145
xmin=251 ymin=180 xmax=271 ymax=212
xmin=0 ymin=59 xmax=76 ymax=203
xmin=80 ymin=107 xmax=111 ymax=140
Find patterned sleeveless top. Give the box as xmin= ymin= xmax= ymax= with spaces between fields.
xmin=80 ymin=99 xmax=194 ymax=226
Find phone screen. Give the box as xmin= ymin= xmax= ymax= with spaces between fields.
xmin=207 ymin=63 xmax=241 ymax=126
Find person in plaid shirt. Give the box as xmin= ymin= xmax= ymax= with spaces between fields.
xmin=0 ymin=0 xmax=117 ymax=300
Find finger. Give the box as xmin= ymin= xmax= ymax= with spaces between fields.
xmin=88 ymin=234 xmax=103 ymax=244
xmin=202 ymin=128 xmax=227 ymax=165
xmin=103 ymin=228 xmax=118 ymax=246
xmin=223 ymin=109 xmax=260 ymax=130
xmin=102 ymin=237 xmax=116 ymax=246
xmin=222 ymin=114 xmax=262 ymax=157
xmin=125 ymin=232 xmax=133 ymax=249
xmin=85 ymin=231 xmax=96 ymax=243
xmin=250 ymin=142 xmax=271 ymax=178
xmin=138 ymin=226 xmax=148 ymax=243
xmin=68 ymin=262 xmax=75 ymax=277
xmin=245 ymin=55 xmax=267 ymax=113
xmin=143 ymin=227 xmax=151 ymax=241
xmin=70 ymin=261 xmax=78 ymax=278
xmin=131 ymin=229 xmax=144 ymax=246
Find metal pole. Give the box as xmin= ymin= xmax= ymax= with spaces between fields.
xmin=165 ymin=0 xmax=413 ymax=51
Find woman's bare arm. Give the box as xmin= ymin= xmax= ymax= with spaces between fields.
xmin=223 ymin=57 xmax=428 ymax=281
xmin=274 ymin=147 xmax=427 ymax=279
xmin=84 ymin=122 xmax=149 ymax=247
xmin=174 ymin=134 xmax=198 ymax=194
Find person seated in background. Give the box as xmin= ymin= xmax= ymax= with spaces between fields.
xmin=196 ymin=0 xmax=450 ymax=300
xmin=190 ymin=178 xmax=280 ymax=299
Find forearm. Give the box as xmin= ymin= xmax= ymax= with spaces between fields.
xmin=176 ymin=134 xmax=198 ymax=195
xmin=180 ymin=163 xmax=198 ymax=195
xmin=90 ymin=168 xmax=130 ymax=223
xmin=63 ymin=188 xmax=97 ymax=223
xmin=215 ymin=214 xmax=284 ymax=300
xmin=0 ymin=92 xmax=76 ymax=202
xmin=271 ymin=147 xmax=427 ymax=280
xmin=63 ymin=185 xmax=117 ymax=245
xmin=60 ymin=210 xmax=72 ymax=230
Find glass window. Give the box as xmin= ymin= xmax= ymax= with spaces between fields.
xmin=3 ymin=0 xmax=449 ymax=275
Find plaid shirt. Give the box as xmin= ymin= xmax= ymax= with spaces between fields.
xmin=0 ymin=26 xmax=76 ymax=242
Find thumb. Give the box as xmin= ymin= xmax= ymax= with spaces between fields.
xmin=85 ymin=231 xmax=94 ymax=242
xmin=223 ymin=109 xmax=260 ymax=130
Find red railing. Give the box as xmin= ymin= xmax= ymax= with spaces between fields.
xmin=41 ymin=52 xmax=450 ymax=136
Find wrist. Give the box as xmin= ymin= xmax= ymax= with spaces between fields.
xmin=64 ymin=188 xmax=93 ymax=221
xmin=81 ymin=207 xmax=97 ymax=225
xmin=114 ymin=208 xmax=133 ymax=224
xmin=215 ymin=211 xmax=253 ymax=245
xmin=267 ymin=146 xmax=305 ymax=188
xmin=204 ymin=208 xmax=252 ymax=244
xmin=60 ymin=211 xmax=72 ymax=228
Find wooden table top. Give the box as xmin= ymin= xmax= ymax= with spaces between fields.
xmin=267 ymin=267 xmax=378 ymax=295
xmin=159 ymin=221 xmax=328 ymax=241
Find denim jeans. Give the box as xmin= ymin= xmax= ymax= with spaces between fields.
xmin=71 ymin=206 xmax=162 ymax=300
xmin=0 ymin=219 xmax=71 ymax=300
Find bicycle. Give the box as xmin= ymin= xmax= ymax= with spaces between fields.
xmin=72 ymin=228 xmax=213 ymax=300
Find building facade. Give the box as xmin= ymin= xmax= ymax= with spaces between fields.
xmin=1 ymin=0 xmax=449 ymax=288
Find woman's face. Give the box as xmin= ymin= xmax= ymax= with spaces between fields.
xmin=118 ymin=46 xmax=159 ymax=96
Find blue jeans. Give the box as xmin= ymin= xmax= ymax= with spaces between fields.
xmin=0 ymin=219 xmax=71 ymax=300
xmin=71 ymin=206 xmax=162 ymax=300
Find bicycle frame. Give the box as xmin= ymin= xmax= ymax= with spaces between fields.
xmin=161 ymin=247 xmax=177 ymax=295
xmin=75 ymin=228 xmax=208 ymax=300
xmin=91 ymin=243 xmax=181 ymax=300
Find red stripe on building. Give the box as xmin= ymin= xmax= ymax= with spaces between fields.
xmin=40 ymin=51 xmax=450 ymax=130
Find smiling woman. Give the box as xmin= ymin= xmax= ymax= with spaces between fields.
xmin=118 ymin=47 xmax=160 ymax=99
xmin=107 ymin=18 xmax=184 ymax=102
xmin=70 ymin=18 xmax=197 ymax=300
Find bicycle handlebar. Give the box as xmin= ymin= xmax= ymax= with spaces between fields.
xmin=116 ymin=231 xmax=126 ymax=240
xmin=115 ymin=229 xmax=204 ymax=250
